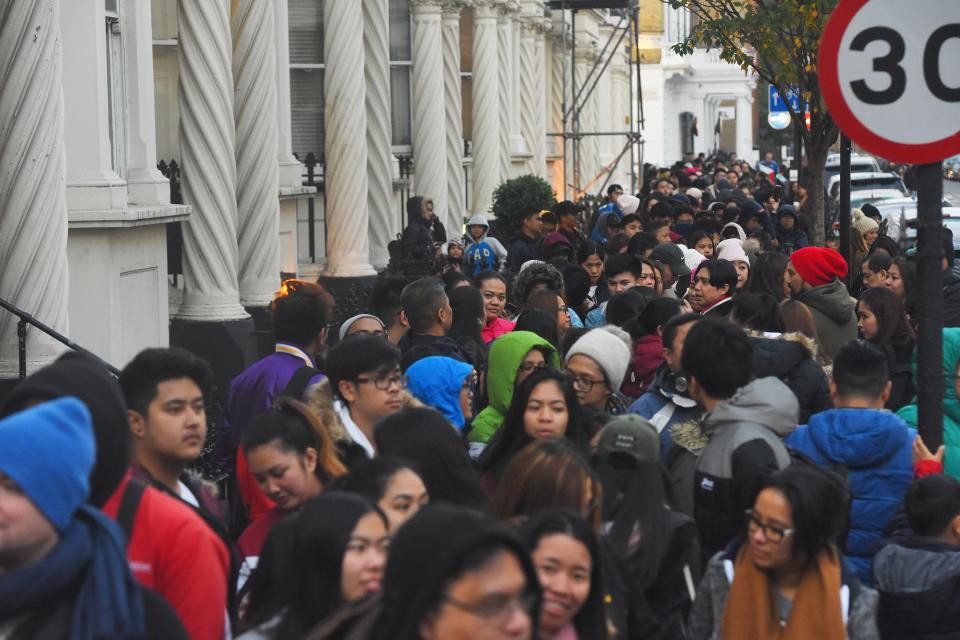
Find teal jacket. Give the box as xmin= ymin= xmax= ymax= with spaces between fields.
xmin=897 ymin=328 xmax=960 ymax=479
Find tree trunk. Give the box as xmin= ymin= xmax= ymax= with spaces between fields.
xmin=804 ymin=141 xmax=831 ymax=247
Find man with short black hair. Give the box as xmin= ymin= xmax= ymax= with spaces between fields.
xmin=688 ymin=259 xmax=738 ymax=316
xmin=683 ymin=318 xmax=798 ymax=556
xmin=873 ymin=474 xmax=960 ymax=639
xmin=787 ymin=340 xmax=913 ymax=583
xmin=507 ymin=208 xmax=543 ymax=272
xmin=326 ymin=335 xmax=405 ymax=458
xmin=552 ymin=200 xmax=586 ymax=255
xmin=226 ymin=281 xmax=334 ymax=520
xmin=649 ymin=219 xmax=672 ymax=245
xmin=585 ymin=254 xmax=650 ymax=328
xmin=862 ymin=251 xmax=892 ymax=290
xmin=371 ymin=276 xmax=411 ymax=345
xmin=121 ymin=348 xmax=217 ymax=512
xmin=397 ymin=277 xmax=465 ymax=361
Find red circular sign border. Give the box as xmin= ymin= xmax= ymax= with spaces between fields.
xmin=819 ymin=0 xmax=960 ymax=164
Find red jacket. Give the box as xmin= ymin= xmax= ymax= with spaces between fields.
xmin=622 ymin=335 xmax=664 ymax=399
xmin=102 ymin=472 xmax=231 ymax=640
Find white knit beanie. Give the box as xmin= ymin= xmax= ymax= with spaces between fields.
xmin=852 ymin=208 xmax=879 ymax=235
xmin=716 ymin=238 xmax=750 ymax=265
xmin=565 ymin=325 xmax=633 ymax=391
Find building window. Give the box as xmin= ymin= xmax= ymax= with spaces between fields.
xmin=290 ymin=0 xmax=324 ymax=159
xmin=680 ymin=112 xmax=695 ymax=156
xmin=390 ymin=0 xmax=412 ymax=150
xmin=105 ymin=0 xmax=127 ymax=176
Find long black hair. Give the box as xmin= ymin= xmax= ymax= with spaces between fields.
xmin=858 ymin=286 xmax=916 ymax=346
xmin=479 ymin=369 xmax=588 ymax=485
xmin=244 ymin=492 xmax=386 ymax=638
xmin=746 ymin=251 xmax=789 ymax=302
xmin=375 ymin=408 xmax=486 ymax=508
xmin=521 ymin=509 xmax=608 ymax=640
xmin=447 ymin=284 xmax=488 ymax=370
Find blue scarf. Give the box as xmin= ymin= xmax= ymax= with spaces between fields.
xmin=0 ymin=505 xmax=145 ymax=639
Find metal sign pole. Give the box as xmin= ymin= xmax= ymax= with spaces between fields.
xmin=838 ymin=134 xmax=851 ymax=276
xmin=917 ymin=161 xmax=945 ymax=450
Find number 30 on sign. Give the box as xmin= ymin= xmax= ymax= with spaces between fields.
xmin=819 ymin=0 xmax=960 ymax=163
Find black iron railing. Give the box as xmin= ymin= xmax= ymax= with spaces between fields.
xmin=0 ymin=296 xmax=120 ymax=379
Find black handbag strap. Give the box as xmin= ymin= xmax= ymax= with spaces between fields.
xmin=117 ymin=478 xmax=148 ymax=545
xmin=281 ymin=365 xmax=321 ymax=401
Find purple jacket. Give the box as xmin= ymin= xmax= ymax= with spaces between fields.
xmin=225 ymin=348 xmax=324 ymax=449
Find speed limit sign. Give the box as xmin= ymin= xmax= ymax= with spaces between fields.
xmin=820 ymin=0 xmax=960 ymax=163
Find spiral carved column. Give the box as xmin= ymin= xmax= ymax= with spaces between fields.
xmin=323 ymin=0 xmax=375 ymax=277
xmin=549 ymin=28 xmax=568 ymax=197
xmin=363 ymin=0 xmax=395 ymax=269
xmin=176 ymin=0 xmax=248 ymax=319
xmin=496 ymin=3 xmax=515 ymax=181
xmin=470 ymin=0 xmax=500 ymax=214
xmin=233 ymin=0 xmax=280 ymax=307
xmin=0 ymin=0 xmax=70 ymax=375
xmin=411 ymin=0 xmax=448 ymax=228
xmin=519 ymin=9 xmax=547 ymax=178
xmin=441 ymin=1 xmax=466 ymax=233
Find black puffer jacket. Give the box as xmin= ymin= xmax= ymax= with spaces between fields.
xmin=749 ymin=332 xmax=832 ymax=423
xmin=399 ymin=196 xmax=438 ymax=275
xmin=943 ymin=269 xmax=960 ymax=328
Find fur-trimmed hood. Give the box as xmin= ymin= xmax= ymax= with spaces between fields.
xmin=305 ymin=378 xmax=423 ymax=445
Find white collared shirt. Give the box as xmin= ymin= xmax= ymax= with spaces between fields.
xmin=334 ymin=400 xmax=375 ymax=458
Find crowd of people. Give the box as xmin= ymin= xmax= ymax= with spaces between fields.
xmin=4 ymin=153 xmax=960 ymax=639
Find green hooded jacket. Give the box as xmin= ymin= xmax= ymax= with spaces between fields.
xmin=467 ymin=331 xmax=560 ymax=444
xmin=897 ymin=328 xmax=960 ymax=479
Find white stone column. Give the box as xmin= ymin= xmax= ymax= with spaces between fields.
xmin=411 ymin=1 xmax=448 ymax=227
xmin=274 ymin=0 xmax=302 ymax=187
xmin=736 ymin=93 xmax=753 ymax=160
xmin=549 ymin=27 xmax=566 ymax=196
xmin=232 ymin=0 xmax=280 ymax=307
xmin=122 ymin=0 xmax=169 ymax=205
xmin=496 ymin=2 xmax=516 ymax=180
xmin=576 ymin=49 xmax=600 ymax=192
xmin=60 ymin=0 xmax=125 ymax=211
xmin=175 ymin=0 xmax=248 ymax=320
xmin=471 ymin=0 xmax=500 ymax=214
xmin=324 ymin=0 xmax=375 ymax=276
xmin=0 ymin=0 xmax=70 ymax=376
xmin=519 ymin=2 xmax=547 ymax=177
xmin=441 ymin=1 xmax=466 ymax=234
xmin=364 ymin=0 xmax=396 ymax=269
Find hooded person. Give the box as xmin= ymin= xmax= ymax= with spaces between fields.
xmin=0 ymin=398 xmax=148 ymax=638
xmin=467 ymin=331 xmax=560 ymax=454
xmin=463 ymin=213 xmax=508 ymax=275
xmin=715 ymin=239 xmax=751 ymax=292
xmin=787 ymin=247 xmax=858 ymax=359
xmin=540 ymin=231 xmax=576 ymax=263
xmin=720 ymin=222 xmax=747 ymax=242
xmin=776 ymin=204 xmax=809 ymax=252
xmin=400 ymin=195 xmax=441 ymax=275
xmin=682 ymin=319 xmax=800 ymax=557
xmin=0 ymin=352 xmax=231 ymax=639
xmin=368 ymin=504 xmax=541 ymax=640
xmin=405 ymin=356 xmax=476 ymax=432
xmin=899 ymin=328 xmax=960 ymax=479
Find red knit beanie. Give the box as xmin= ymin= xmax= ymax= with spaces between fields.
xmin=789 ymin=247 xmax=847 ymax=287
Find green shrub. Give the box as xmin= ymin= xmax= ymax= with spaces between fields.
xmin=489 ymin=175 xmax=556 ymax=236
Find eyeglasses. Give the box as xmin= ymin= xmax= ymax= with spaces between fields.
xmin=569 ymin=373 xmax=607 ymax=392
xmin=354 ymin=373 xmax=407 ymax=390
xmin=745 ymin=509 xmax=795 ymax=543
xmin=349 ymin=329 xmax=386 ymax=338
xmin=441 ymin=590 xmax=538 ymax=625
xmin=518 ymin=361 xmax=548 ymax=373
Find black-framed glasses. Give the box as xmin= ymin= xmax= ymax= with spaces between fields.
xmin=354 ymin=373 xmax=407 ymax=390
xmin=745 ymin=509 xmax=795 ymax=543
xmin=569 ymin=374 xmax=607 ymax=392
xmin=441 ymin=590 xmax=538 ymax=625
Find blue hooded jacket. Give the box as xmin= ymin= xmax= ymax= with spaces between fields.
xmin=786 ymin=408 xmax=914 ymax=584
xmin=405 ymin=356 xmax=475 ymax=431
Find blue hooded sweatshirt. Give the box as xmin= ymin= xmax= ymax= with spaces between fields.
xmin=405 ymin=356 xmax=475 ymax=431
xmin=786 ymin=408 xmax=914 ymax=584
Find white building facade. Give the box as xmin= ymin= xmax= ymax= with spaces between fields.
xmin=0 ymin=0 xmax=754 ymax=380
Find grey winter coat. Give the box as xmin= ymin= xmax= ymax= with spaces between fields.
xmin=793 ymin=279 xmax=858 ymax=360
xmin=687 ymin=549 xmax=880 ymax=640
xmin=694 ymin=377 xmax=799 ymax=557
